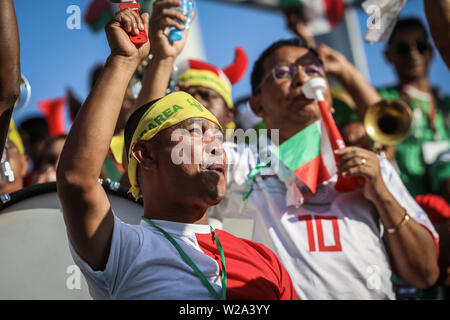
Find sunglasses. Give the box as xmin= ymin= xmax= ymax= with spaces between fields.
xmin=395 ymin=40 xmax=430 ymax=56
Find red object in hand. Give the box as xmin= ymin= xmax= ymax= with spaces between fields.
xmin=119 ymin=3 xmax=148 ymax=45
xmin=303 ymin=78 xmax=359 ymax=192
xmin=316 ymin=99 xmax=360 ymax=192
xmin=317 ymin=100 xmax=345 ymax=152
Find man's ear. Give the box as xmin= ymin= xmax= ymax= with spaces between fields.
xmin=249 ymin=95 xmax=264 ymax=118
xmin=131 ymin=140 xmax=156 ymax=171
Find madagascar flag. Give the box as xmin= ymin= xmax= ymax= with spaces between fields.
xmin=84 ymin=0 xmax=115 ymax=32
xmin=273 ymin=120 xmax=337 ymax=194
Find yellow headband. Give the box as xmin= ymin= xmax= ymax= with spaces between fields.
xmin=127 ymin=91 xmax=222 ymax=200
xmin=110 ymin=135 xmax=124 ymax=165
xmin=9 ymin=120 xmax=25 ymax=156
xmin=178 ymin=69 xmax=233 ymax=109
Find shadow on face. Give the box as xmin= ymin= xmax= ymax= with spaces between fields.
xmin=385 ymin=26 xmax=433 ymax=82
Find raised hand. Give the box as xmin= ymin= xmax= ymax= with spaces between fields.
xmin=316 ymin=43 xmax=352 ymax=79
xmin=105 ymin=8 xmax=150 ymax=64
xmin=316 ymin=43 xmax=381 ymax=117
xmin=335 ymin=146 xmax=388 ymax=203
xmin=283 ymin=7 xmax=315 ymax=48
xmin=57 ymin=8 xmax=153 ymax=273
xmin=150 ymin=0 xmax=190 ymax=60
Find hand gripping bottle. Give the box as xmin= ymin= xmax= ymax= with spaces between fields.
xmin=168 ymin=0 xmax=195 ymax=41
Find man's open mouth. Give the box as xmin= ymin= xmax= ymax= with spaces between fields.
xmin=206 ymin=164 xmax=225 ymax=176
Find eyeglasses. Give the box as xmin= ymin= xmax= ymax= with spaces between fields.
xmin=256 ymin=63 xmax=325 ymax=92
xmin=395 ymin=40 xmax=430 ymax=56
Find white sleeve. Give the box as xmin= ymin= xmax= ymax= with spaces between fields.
xmin=379 ymin=156 xmax=439 ymax=244
xmin=67 ymin=214 xmax=144 ymax=299
xmin=208 ymin=142 xmax=257 ymax=220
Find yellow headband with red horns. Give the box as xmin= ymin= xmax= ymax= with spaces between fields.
xmin=177 ymin=47 xmax=248 ymax=109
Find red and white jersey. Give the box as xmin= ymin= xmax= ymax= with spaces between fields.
xmin=68 ymin=214 xmax=298 ymax=300
xmin=209 ymin=138 xmax=439 ymax=300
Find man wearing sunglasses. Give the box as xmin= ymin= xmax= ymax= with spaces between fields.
xmin=379 ymin=18 xmax=450 ymax=198
xmin=377 ymin=17 xmax=450 ymax=300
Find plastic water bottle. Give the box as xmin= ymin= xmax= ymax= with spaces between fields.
xmin=169 ymin=0 xmax=195 ymax=41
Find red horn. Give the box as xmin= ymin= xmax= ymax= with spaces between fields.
xmin=222 ymin=46 xmax=248 ymax=85
xmin=37 ymin=97 xmax=67 ymax=137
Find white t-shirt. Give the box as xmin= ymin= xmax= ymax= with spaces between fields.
xmin=69 ymin=214 xmax=298 ymax=300
xmin=208 ymin=138 xmax=439 ymax=300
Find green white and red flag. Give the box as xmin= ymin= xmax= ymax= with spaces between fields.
xmin=273 ymin=120 xmax=337 ymax=194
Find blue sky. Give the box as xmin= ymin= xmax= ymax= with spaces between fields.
xmin=12 ymin=0 xmax=450 ymax=126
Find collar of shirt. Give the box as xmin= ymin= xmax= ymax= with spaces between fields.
xmin=140 ymin=218 xmax=212 ymax=236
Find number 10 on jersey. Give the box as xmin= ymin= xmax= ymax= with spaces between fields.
xmin=298 ymin=215 xmax=342 ymax=252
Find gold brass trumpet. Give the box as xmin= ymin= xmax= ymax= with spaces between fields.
xmin=364 ymin=99 xmax=413 ymax=146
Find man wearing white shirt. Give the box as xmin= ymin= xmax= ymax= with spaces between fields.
xmin=209 ymin=38 xmax=440 ymax=299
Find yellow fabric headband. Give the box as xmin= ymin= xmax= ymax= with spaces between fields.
xmin=9 ymin=120 xmax=25 ymax=156
xmin=127 ymin=91 xmax=222 ymax=200
xmin=178 ymin=69 xmax=233 ymax=109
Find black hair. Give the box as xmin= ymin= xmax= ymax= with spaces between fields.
xmin=18 ymin=116 xmax=49 ymax=144
xmin=250 ymin=38 xmax=321 ymax=95
xmin=388 ymin=17 xmax=429 ymax=45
